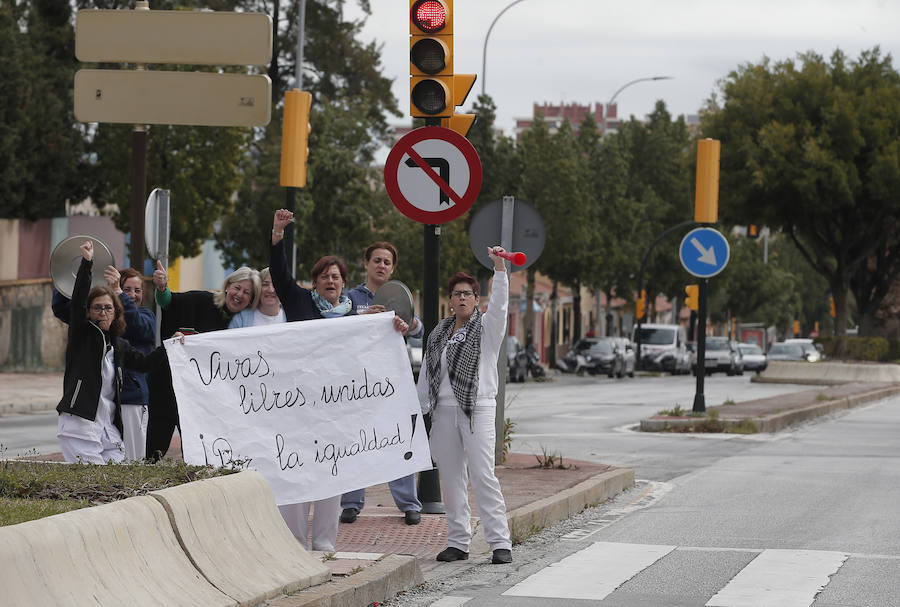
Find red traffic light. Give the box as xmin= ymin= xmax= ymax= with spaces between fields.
xmin=411 ymin=0 xmax=447 ymax=33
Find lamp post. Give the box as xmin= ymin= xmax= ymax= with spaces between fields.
xmin=602 ymin=76 xmax=673 ymax=135
xmin=481 ymin=0 xmax=527 ymax=97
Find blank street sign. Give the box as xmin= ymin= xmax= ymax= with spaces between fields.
xmin=74 ymin=69 xmax=271 ymax=127
xmin=75 ymin=10 xmax=272 ymax=66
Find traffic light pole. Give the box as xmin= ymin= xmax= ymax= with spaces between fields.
xmin=692 ymin=278 xmax=709 ymax=413
xmin=418 ymin=220 xmax=445 ymax=513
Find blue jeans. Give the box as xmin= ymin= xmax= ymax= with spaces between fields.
xmin=341 ymin=473 xmax=421 ymax=512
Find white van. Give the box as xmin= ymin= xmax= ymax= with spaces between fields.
xmin=632 ymin=323 xmax=690 ymax=374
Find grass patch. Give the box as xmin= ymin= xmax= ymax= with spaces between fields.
xmin=722 ymin=397 xmax=736 ymax=406
xmin=0 ymin=458 xmax=237 ymax=527
xmin=533 ymin=445 xmax=576 ymax=470
xmin=0 ymin=496 xmax=91 ymax=526
xmin=816 ymin=393 xmax=836 ymax=401
xmin=657 ymin=404 xmax=686 ymax=417
xmin=726 ymin=418 xmax=759 ymax=434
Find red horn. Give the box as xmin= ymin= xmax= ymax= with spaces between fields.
xmin=496 ymin=250 xmax=527 ymax=266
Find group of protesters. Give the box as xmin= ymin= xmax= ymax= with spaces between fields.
xmin=52 ymin=209 xmax=513 ymax=564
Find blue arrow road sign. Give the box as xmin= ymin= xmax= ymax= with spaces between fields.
xmin=679 ymin=227 xmax=730 ymax=278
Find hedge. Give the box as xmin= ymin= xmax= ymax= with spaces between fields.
xmin=815 ymin=336 xmax=899 ymax=362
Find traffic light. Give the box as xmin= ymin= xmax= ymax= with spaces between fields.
xmin=793 ymin=320 xmax=801 ymax=337
xmin=695 ymin=138 xmax=720 ymax=223
xmin=441 ymin=74 xmax=477 ymax=135
xmin=747 ymin=224 xmax=759 ymax=239
xmin=636 ymin=289 xmax=646 ymax=320
xmin=410 ymin=0 xmax=453 ymax=118
xmin=280 ymin=89 xmax=312 ymax=187
xmin=829 ymin=296 xmax=836 ymax=318
xmin=685 ymin=284 xmax=699 ymax=311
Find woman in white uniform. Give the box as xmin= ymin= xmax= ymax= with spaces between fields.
xmin=416 ymin=246 xmax=513 ymax=565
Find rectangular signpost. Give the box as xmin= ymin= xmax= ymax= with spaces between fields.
xmin=73 ymin=5 xmax=273 ymax=273
xmin=74 ymin=70 xmax=271 ymax=127
xmin=75 ymin=10 xmax=272 ymax=66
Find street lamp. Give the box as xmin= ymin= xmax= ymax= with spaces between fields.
xmin=603 ymin=76 xmax=673 ymax=135
xmin=481 ymin=0 xmax=527 ymax=97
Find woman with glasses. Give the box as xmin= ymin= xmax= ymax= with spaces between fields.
xmin=416 ymin=247 xmax=514 ymax=565
xmin=51 ymin=266 xmax=155 ymax=460
xmin=56 ymin=241 xmax=167 ymax=464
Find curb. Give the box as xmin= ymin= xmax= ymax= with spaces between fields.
xmin=639 ymin=385 xmax=900 ymax=433
xmin=267 ymin=554 xmax=422 ymax=607
xmin=506 ymin=467 xmax=635 ymax=543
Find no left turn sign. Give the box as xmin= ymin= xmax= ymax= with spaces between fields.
xmin=384 ymin=126 xmax=482 ymax=224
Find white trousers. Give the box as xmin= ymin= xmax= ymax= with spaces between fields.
xmin=278 ymin=495 xmax=341 ymax=552
xmin=120 ymin=404 xmax=148 ymax=461
xmin=59 ymin=434 xmax=126 ymax=465
xmin=430 ymin=403 xmax=512 ymax=552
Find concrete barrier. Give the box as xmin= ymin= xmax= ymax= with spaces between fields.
xmin=150 ymin=470 xmax=330 ymax=605
xmin=0 ymin=495 xmax=233 ymax=607
xmin=757 ymin=361 xmax=900 ymax=384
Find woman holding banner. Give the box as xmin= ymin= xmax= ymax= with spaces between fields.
xmin=146 ymin=263 xmax=261 ymax=460
xmin=416 ymin=247 xmax=513 ymax=565
xmin=269 ymin=209 xmax=411 ymax=552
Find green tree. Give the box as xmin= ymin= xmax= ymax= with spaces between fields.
xmin=0 ymin=0 xmax=85 ymax=220
xmin=702 ymin=48 xmax=900 ymax=341
xmin=216 ymin=0 xmax=401 ymax=276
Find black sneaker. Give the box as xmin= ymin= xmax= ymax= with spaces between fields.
xmin=340 ymin=507 xmax=359 ymax=523
xmin=491 ymin=549 xmax=512 ymax=564
xmin=404 ymin=510 xmax=421 ymax=525
xmin=436 ymin=547 xmax=469 ymax=562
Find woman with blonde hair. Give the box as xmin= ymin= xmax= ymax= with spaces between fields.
xmin=145 ymin=263 xmax=261 ymax=459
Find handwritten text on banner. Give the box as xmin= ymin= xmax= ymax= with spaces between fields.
xmin=164 ymin=313 xmax=431 ymax=505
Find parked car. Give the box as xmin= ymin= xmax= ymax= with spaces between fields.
xmin=633 ymin=323 xmax=691 ymax=374
xmin=768 ymin=341 xmax=819 ymax=362
xmin=561 ymin=337 xmax=625 ymax=377
xmin=738 ymin=343 xmax=768 ymax=373
xmin=700 ymin=336 xmax=744 ymax=375
xmin=506 ymin=335 xmax=528 ymax=383
xmin=785 ymin=338 xmax=824 ymax=362
xmin=407 ymin=336 xmax=423 ymax=380
xmin=612 ymin=337 xmax=636 ymax=377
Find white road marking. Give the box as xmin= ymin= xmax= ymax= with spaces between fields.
xmin=502 ymin=542 xmax=675 ymax=600
xmin=706 ymin=548 xmax=848 ymax=607
xmin=427 ymin=597 xmax=471 ymax=607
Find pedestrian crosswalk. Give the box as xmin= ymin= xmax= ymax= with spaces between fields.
xmin=498 ymin=542 xmax=857 ymax=606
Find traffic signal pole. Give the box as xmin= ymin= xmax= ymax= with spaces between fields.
xmin=693 ymin=278 xmax=709 ymax=413
xmin=418 ymin=116 xmax=445 ymax=513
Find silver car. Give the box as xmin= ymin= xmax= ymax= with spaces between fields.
xmin=738 ymin=343 xmax=767 ymax=373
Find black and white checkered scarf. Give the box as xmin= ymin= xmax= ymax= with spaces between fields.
xmin=425 ymin=308 xmax=482 ymax=418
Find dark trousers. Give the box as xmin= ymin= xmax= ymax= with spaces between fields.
xmin=145 ymin=358 xmax=180 ymax=461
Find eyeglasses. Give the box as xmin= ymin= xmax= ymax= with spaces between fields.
xmin=451 ymin=290 xmax=474 ymax=298
xmin=90 ymin=304 xmax=115 ymax=315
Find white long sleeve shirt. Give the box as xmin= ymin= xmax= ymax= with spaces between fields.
xmin=417 ymin=269 xmax=508 ymax=412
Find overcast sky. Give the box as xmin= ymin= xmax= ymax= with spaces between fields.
xmin=345 ymin=0 xmax=900 ymax=136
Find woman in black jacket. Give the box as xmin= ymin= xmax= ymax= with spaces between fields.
xmin=145 ymin=262 xmax=261 ymax=460
xmin=56 ymin=241 xmax=166 ymax=464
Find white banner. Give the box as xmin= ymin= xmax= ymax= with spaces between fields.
xmin=163 ymin=313 xmax=431 ymax=505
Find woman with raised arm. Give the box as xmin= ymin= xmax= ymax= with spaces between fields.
xmin=268 ymin=209 xmax=409 ymax=552
xmin=416 ymin=246 xmax=514 ymax=565
xmin=56 ymin=241 xmax=167 ymax=464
